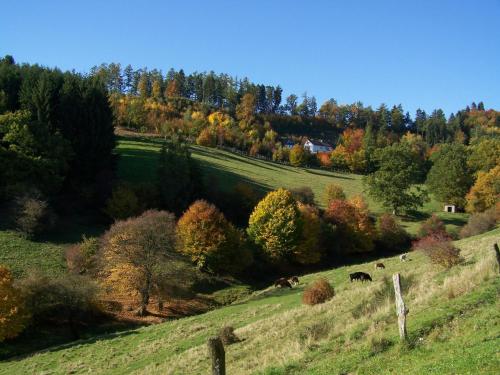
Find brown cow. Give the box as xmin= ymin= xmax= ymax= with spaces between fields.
xmin=375 ymin=263 xmax=385 ymax=269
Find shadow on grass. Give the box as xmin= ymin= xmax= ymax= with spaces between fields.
xmin=1 ymin=323 xmax=140 ymax=362
xmin=305 ymin=169 xmax=355 ymax=179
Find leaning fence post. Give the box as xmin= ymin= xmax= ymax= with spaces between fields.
xmin=207 ymin=336 xmax=225 ymax=375
xmin=392 ymin=273 xmax=408 ymax=341
xmin=494 ymin=244 xmax=500 ymax=273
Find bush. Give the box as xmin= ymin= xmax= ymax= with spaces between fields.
xmin=66 ymin=235 xmax=100 ymax=275
xmin=14 ymin=191 xmax=55 ymax=237
xmin=324 ymin=183 xmax=346 ymax=205
xmin=303 ymin=278 xmax=335 ymax=305
xmin=418 ymin=214 xmax=449 ymax=239
xmin=218 ymin=326 xmax=241 ymax=345
xmin=413 ymin=234 xmax=463 ymax=268
xmin=459 ymin=207 xmax=498 ymax=238
xmin=17 ymin=273 xmax=100 ymax=338
xmin=290 ymin=186 xmax=315 ymax=205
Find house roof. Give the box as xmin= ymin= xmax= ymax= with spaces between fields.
xmin=305 ymin=138 xmax=332 ymax=148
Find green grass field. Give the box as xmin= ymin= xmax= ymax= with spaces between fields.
xmin=116 ymin=135 xmax=468 ymax=234
xmin=0 ymin=231 xmax=66 ymax=278
xmin=2 ymin=227 xmax=498 ymax=374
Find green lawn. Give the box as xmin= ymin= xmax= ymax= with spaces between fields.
xmin=0 ymin=230 xmax=66 ymax=278
xmin=116 ymin=135 xmax=468 ymax=234
xmin=1 ymin=227 xmax=498 ymax=374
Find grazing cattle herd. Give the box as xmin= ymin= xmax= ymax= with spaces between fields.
xmin=273 ymin=254 xmax=411 ymax=290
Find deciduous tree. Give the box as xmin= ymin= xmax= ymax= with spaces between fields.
xmin=365 ymin=143 xmax=427 ymax=215
xmin=0 ymin=265 xmax=29 ymax=342
xmin=177 ymin=200 xmax=251 ymax=274
xmin=466 ymin=166 xmax=500 ymax=213
xmin=102 ymin=210 xmax=178 ymax=316
xmin=247 ymin=189 xmax=303 ymax=261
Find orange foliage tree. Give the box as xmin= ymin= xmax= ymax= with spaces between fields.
xmin=0 ymin=265 xmax=30 ymax=342
xmin=324 ymin=196 xmax=374 ymax=253
xmin=177 ymin=200 xmax=251 ymax=274
xmin=101 ymin=210 xmax=179 ymax=315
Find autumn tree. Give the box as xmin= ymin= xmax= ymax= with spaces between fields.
xmin=293 ymin=203 xmax=323 ymax=264
xmin=236 ymin=93 xmax=256 ymax=124
xmin=426 ymin=143 xmax=473 ymax=208
xmin=101 ymin=210 xmax=179 ymax=316
xmin=0 ymin=265 xmax=29 ymax=342
xmin=247 ymin=189 xmax=303 ymax=261
xmin=289 ymin=144 xmax=308 ymax=167
xmin=466 ymin=166 xmax=500 ymax=213
xmin=324 ymin=196 xmax=375 ymax=253
xmin=177 ymin=200 xmax=251 ymax=274
xmin=324 ymin=183 xmax=346 ymax=205
xmin=365 ymin=142 xmax=427 ymax=215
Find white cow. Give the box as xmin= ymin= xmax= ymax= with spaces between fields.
xmin=400 ymin=253 xmax=408 ymax=262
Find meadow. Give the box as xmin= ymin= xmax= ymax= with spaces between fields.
xmin=116 ymin=135 xmax=468 ymax=234
xmin=1 ymin=227 xmax=498 ymax=374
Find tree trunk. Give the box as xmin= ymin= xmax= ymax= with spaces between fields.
xmin=207 ymin=336 xmax=225 ymax=375
xmin=137 ymin=276 xmax=151 ymax=316
xmin=392 ymin=273 xmax=408 ymax=341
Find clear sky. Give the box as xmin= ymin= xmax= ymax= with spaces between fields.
xmin=1 ymin=0 xmax=499 ymax=116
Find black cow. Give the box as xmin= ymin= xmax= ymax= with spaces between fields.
xmin=349 ymin=272 xmax=372 ymax=282
xmin=289 ymin=276 xmax=299 ymax=285
xmin=274 ymin=277 xmax=292 ymax=288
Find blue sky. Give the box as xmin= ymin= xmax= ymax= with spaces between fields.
xmin=1 ymin=0 xmax=499 ymax=116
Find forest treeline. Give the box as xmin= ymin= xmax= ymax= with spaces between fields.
xmin=94 ymin=61 xmax=499 ymax=174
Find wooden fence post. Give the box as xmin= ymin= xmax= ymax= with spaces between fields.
xmin=494 ymin=244 xmax=500 ymax=273
xmin=392 ymin=273 xmax=408 ymax=341
xmin=207 ymin=336 xmax=225 ymax=375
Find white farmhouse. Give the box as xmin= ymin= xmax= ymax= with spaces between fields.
xmin=303 ymin=138 xmax=333 ymax=154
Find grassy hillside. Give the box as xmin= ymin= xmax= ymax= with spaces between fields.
xmin=2 ymin=227 xmax=498 ymax=374
xmin=0 ymin=231 xmax=66 ymax=278
xmin=116 ymin=135 xmax=468 ymax=234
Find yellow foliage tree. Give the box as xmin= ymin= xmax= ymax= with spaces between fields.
xmin=247 ymin=189 xmax=303 ymax=261
xmin=466 ymin=166 xmax=500 ymax=213
xmin=0 ymin=265 xmax=29 ymax=342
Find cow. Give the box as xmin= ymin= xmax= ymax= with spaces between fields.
xmin=289 ymin=276 xmax=299 ymax=286
xmin=349 ymin=272 xmax=372 ymax=282
xmin=374 ymin=262 xmax=385 ymax=269
xmin=274 ymin=277 xmax=292 ymax=288
xmin=400 ymin=253 xmax=408 ymax=262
